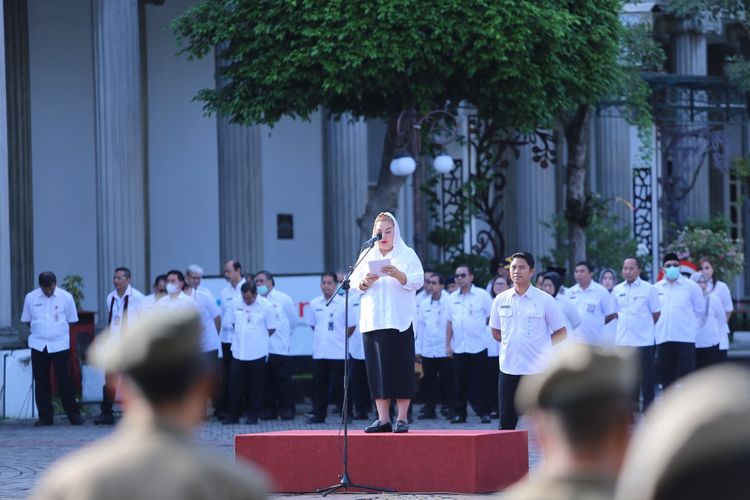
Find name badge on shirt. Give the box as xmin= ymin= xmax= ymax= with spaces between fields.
xmin=587 ymin=303 xmax=596 ymax=313
xmin=500 ymin=305 xmax=510 ymax=309
xmin=618 ymin=293 xmax=626 ymax=297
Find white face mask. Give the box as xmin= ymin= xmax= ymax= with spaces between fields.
xmin=166 ymin=283 xmax=180 ymax=295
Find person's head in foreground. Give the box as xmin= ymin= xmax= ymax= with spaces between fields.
xmin=616 ymin=364 xmax=750 ymax=500
xmin=30 ymin=309 xmax=268 ymax=500
xmin=507 ymin=344 xmax=637 ymax=499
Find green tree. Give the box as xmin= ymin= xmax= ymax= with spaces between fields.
xmin=172 ymin=0 xmax=626 ymax=240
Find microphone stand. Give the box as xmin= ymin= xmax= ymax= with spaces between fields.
xmin=316 ymin=241 xmax=393 ymax=496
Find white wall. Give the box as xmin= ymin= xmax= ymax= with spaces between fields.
xmin=261 ymin=114 xmax=324 ymax=273
xmin=28 ymin=0 xmax=98 ymax=311
xmin=145 ymin=0 xmax=220 ymax=277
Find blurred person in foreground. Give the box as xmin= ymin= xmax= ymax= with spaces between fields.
xmin=503 ymin=343 xmax=636 ymax=500
xmin=30 ymin=309 xmax=268 ymax=500
xmin=616 ymin=364 xmax=750 ymax=500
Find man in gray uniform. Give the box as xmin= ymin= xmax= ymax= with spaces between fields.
xmin=503 ymin=343 xmax=636 ymax=500
xmin=30 ymin=309 xmax=268 ymax=500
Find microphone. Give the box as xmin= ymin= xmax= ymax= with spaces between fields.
xmin=362 ymin=232 xmax=382 ymax=248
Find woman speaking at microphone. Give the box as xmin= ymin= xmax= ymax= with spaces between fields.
xmin=352 ymin=212 xmax=424 ymax=433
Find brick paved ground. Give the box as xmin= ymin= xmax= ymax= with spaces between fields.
xmin=0 ymin=403 xmax=540 ymax=500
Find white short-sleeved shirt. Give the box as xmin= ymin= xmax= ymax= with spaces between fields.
xmin=141 ymin=294 xmax=163 ymax=311
xmin=219 ymin=279 xmax=246 ymax=343
xmin=447 ymin=286 xmax=493 ymax=354
xmin=21 ymin=288 xmax=79 ymax=353
xmin=654 ymin=276 xmax=705 ymax=344
xmin=156 ymin=293 xmax=200 ymax=312
xmin=416 ymin=294 xmax=450 ymax=358
xmin=104 ymin=286 xmax=145 ymax=336
xmin=185 ymin=288 xmax=222 ymax=353
xmin=490 ymin=285 xmax=565 ymax=375
xmin=486 ymin=324 xmax=500 ymax=357
xmin=306 ymin=294 xmax=355 ymax=360
xmin=552 ymin=294 xmax=581 ymax=346
xmin=347 ymin=291 xmax=365 ymax=360
xmin=612 ymin=278 xmax=661 ymax=347
xmin=567 ymin=282 xmax=615 ymax=346
xmin=707 ymin=280 xmax=732 ymax=350
xmin=264 ymin=288 xmax=297 ymax=355
xmin=696 ymin=294 xmax=725 ymax=348
xmin=229 ymin=297 xmax=277 ymax=361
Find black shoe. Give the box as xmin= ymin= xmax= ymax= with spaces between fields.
xmin=245 ymin=416 xmax=259 ymax=425
xmin=480 ymin=414 xmax=492 ymax=424
xmin=419 ymin=412 xmax=437 ymax=420
xmin=440 ymin=407 xmax=450 ymax=416
xmin=69 ymin=414 xmax=84 ymax=426
xmin=260 ymin=413 xmax=278 ymax=421
xmin=364 ymin=419 xmax=392 ymax=433
xmin=94 ymin=413 xmax=115 ymax=426
xmin=279 ymin=412 xmax=295 ymax=420
xmin=449 ymin=415 xmax=467 ymax=424
xmin=352 ymin=412 xmax=370 ymax=420
xmin=34 ymin=418 xmax=53 ymax=427
xmin=221 ymin=416 xmax=240 ymax=425
xmin=393 ymin=420 xmax=409 ymax=433
xmin=213 ymin=410 xmax=227 ymax=420
xmin=306 ymin=416 xmax=326 ymax=424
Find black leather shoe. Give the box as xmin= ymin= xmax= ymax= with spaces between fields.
xmin=393 ymin=420 xmax=409 ymax=433
xmin=449 ymin=415 xmax=467 ymax=424
xmin=306 ymin=416 xmax=326 ymax=424
xmin=279 ymin=411 xmax=295 ymax=420
xmin=221 ymin=416 xmax=240 ymax=425
xmin=363 ymin=419 xmax=392 ymax=433
xmin=245 ymin=416 xmax=259 ymax=425
xmin=94 ymin=413 xmax=115 ymax=426
xmin=34 ymin=418 xmax=53 ymax=427
xmin=480 ymin=414 xmax=492 ymax=424
xmin=69 ymin=414 xmax=84 ymax=426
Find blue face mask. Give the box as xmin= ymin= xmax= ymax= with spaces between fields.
xmin=665 ymin=266 xmax=681 ymax=281
xmin=257 ymin=284 xmax=269 ymax=296
xmin=337 ymin=287 xmax=345 ymax=296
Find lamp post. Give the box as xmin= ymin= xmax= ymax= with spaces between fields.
xmin=391 ymin=107 xmax=460 ymax=259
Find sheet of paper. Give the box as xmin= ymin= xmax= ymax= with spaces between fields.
xmin=368 ymin=259 xmax=391 ymax=277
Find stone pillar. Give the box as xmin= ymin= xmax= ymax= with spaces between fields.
xmin=593 ymin=107 xmax=633 ymax=227
xmin=92 ymin=0 xmax=148 ymax=320
xmin=4 ymin=0 xmax=33 ymax=328
xmin=672 ymin=18 xmax=710 ymax=222
xmin=323 ymin=115 xmax=368 ymax=270
xmin=0 ymin=1 xmax=10 ymax=328
xmin=217 ymin=117 xmax=264 ymax=272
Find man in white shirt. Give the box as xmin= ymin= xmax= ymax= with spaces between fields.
xmin=446 ymin=264 xmax=494 ymax=424
xmin=305 ymin=272 xmax=356 ymax=423
xmin=157 ymin=270 xmax=200 ymax=310
xmin=654 ymin=253 xmax=705 ymax=388
xmin=216 ymin=260 xmax=246 ymax=420
xmin=95 ymin=267 xmax=145 ymax=425
xmin=612 ymin=256 xmax=661 ymax=411
xmin=416 ymin=272 xmax=454 ymax=420
xmin=185 ymin=264 xmax=222 ymax=359
xmin=567 ymin=261 xmax=616 ymax=346
xmin=490 ymin=252 xmax=567 ymax=430
xmin=21 ymin=272 xmax=83 ymax=426
xmin=415 ymin=268 xmax=435 ymax=304
xmin=141 ymin=274 xmax=167 ymax=311
xmin=255 ymin=270 xmax=297 ymax=420
xmin=222 ymin=282 xmax=276 ymax=425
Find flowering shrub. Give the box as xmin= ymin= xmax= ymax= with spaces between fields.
xmin=665 ymin=224 xmax=744 ymax=282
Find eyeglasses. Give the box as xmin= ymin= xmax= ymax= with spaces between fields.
xmin=426 ymin=280 xmax=440 ymax=285
xmin=454 ymin=273 xmax=468 ymax=278
xmin=664 ymin=263 xmax=680 ymax=268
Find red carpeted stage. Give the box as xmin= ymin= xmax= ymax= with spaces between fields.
xmin=235 ymin=429 xmax=528 ymax=493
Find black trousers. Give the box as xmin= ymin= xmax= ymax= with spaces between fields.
xmin=453 ymin=350 xmax=489 ymax=418
xmin=262 ymin=354 xmax=295 ymax=418
xmin=31 ymin=348 xmax=80 ymax=421
xmin=696 ymin=344 xmax=723 ymax=370
xmin=312 ymin=359 xmax=344 ymax=419
xmin=636 ymin=345 xmax=656 ymax=411
xmin=420 ymin=356 xmax=455 ymax=413
xmin=657 ymin=341 xmax=695 ymax=389
xmin=228 ymin=357 xmax=265 ymax=419
xmin=347 ymin=358 xmax=372 ymax=415
xmin=100 ymin=372 xmax=118 ymax=416
xmin=214 ymin=342 xmax=233 ymax=414
xmin=485 ymin=356 xmax=500 ymax=415
xmin=499 ymin=371 xmax=523 ymax=430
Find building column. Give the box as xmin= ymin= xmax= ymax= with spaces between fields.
xmin=593 ymin=107 xmax=633 ymax=227
xmin=4 ymin=0 xmax=32 ymax=328
xmin=92 ymin=0 xmax=148 ymax=320
xmin=217 ymin=117 xmax=264 ymax=272
xmin=672 ymin=18 xmax=710 ymax=222
xmin=323 ymin=114 xmax=368 ymax=271
xmin=0 ymin=1 xmax=11 ymax=328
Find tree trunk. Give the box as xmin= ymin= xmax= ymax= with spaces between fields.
xmin=357 ymin=113 xmax=407 ymax=234
xmin=563 ymin=106 xmax=592 ymax=271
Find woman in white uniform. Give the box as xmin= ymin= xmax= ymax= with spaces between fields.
xmin=699 ymin=256 xmax=733 ymax=361
xmin=541 ymin=272 xmax=581 ymax=344
xmin=598 ymin=268 xmax=618 ymax=347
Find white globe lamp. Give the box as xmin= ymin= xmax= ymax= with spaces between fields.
xmin=433 ymin=153 xmax=455 ymax=174
xmin=389 ymin=154 xmax=417 ymax=176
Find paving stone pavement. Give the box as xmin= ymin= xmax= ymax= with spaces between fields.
xmin=0 ymin=404 xmax=540 ymax=499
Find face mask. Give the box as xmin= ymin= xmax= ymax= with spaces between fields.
xmin=665 ymin=267 xmax=681 ymax=281
xmin=337 ymin=287 xmax=345 ymax=296
xmin=166 ymin=283 xmax=180 ymax=294
xmin=257 ymin=285 xmax=269 ymax=296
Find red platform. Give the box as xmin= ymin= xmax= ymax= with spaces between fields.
xmin=235 ymin=430 xmax=528 ymax=493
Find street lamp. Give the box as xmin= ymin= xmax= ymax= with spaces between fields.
xmin=432 ymin=153 xmax=455 ymax=174
xmin=389 ymin=153 xmax=417 ymax=176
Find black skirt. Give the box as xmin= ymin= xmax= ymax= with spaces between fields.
xmin=362 ymin=325 xmax=416 ymax=399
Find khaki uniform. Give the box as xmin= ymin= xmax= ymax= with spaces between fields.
xmin=30 ymin=411 xmax=267 ymax=500
xmin=503 ymin=471 xmax=614 ymax=500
